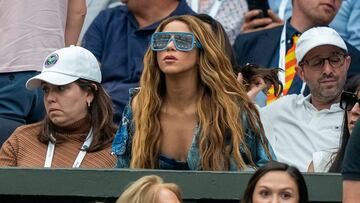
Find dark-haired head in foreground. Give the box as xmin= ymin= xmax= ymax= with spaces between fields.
xmin=241 ymin=162 xmax=308 ymax=203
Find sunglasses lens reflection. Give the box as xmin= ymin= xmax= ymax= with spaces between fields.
xmin=152 ymin=33 xmax=171 ymax=50
xmin=151 ymin=32 xmax=195 ymax=51
xmin=173 ymin=34 xmax=194 ymax=50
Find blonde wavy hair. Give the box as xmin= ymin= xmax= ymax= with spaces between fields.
xmin=116 ymin=175 xmax=182 ymax=203
xmin=131 ymin=15 xmax=272 ymax=170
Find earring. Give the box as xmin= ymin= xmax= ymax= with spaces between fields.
xmin=87 ymin=101 xmax=91 ymax=108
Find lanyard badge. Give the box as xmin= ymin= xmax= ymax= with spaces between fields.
xmin=44 ymin=128 xmax=93 ymax=168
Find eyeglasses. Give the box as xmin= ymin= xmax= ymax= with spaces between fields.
xmin=299 ymin=53 xmax=347 ymax=70
xmin=340 ymin=91 xmax=360 ymax=111
xmin=150 ymin=32 xmax=203 ymax=52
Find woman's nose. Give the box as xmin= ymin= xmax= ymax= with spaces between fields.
xmin=166 ymin=38 xmax=176 ymax=51
xmin=45 ymin=90 xmax=56 ymax=103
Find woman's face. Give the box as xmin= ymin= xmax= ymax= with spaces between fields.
xmin=252 ymin=171 xmax=300 ymax=203
xmin=157 ymin=188 xmax=180 ymax=203
xmin=347 ymin=89 xmax=360 ymax=134
xmin=42 ymin=82 xmax=93 ymax=127
xmin=156 ymin=20 xmax=199 ymax=76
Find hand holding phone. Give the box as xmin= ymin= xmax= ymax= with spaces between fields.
xmin=241 ymin=2 xmax=284 ymax=33
xmin=246 ymin=0 xmax=270 ymax=18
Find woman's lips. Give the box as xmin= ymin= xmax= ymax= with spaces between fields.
xmin=163 ymin=55 xmax=178 ymax=62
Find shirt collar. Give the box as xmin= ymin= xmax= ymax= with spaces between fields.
xmin=298 ymin=94 xmax=342 ymax=112
xmin=286 ymin=18 xmax=300 ymax=40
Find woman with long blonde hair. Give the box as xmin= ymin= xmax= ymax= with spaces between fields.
xmin=112 ymin=15 xmax=274 ymax=170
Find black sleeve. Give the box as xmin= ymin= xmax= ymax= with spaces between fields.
xmin=342 ymin=119 xmax=360 ymax=180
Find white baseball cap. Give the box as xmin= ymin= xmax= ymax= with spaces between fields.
xmin=295 ymin=27 xmax=347 ymax=64
xmin=26 ymin=45 xmax=101 ymax=90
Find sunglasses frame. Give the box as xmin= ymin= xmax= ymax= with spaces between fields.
xmin=150 ymin=32 xmax=202 ymax=52
xmin=340 ymin=91 xmax=360 ymax=111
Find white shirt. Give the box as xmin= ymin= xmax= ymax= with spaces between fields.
xmin=260 ymin=94 xmax=343 ymax=172
xmin=312 ymin=149 xmax=337 ymax=172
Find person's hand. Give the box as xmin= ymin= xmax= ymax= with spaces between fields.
xmin=241 ymin=9 xmax=284 ymax=33
xmin=237 ymin=72 xmax=268 ymax=100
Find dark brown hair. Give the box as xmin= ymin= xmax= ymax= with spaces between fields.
xmin=241 ymin=162 xmax=308 ymax=203
xmin=195 ymin=13 xmax=239 ymax=74
xmin=240 ymin=63 xmax=283 ymax=97
xmin=329 ymin=74 xmax=360 ymax=172
xmin=39 ymin=79 xmax=117 ymax=152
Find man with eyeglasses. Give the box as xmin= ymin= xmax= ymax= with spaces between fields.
xmin=234 ymin=0 xmax=360 ymax=107
xmin=260 ymin=27 xmax=350 ymax=172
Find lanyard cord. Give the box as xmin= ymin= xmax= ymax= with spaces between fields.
xmin=44 ymin=127 xmax=94 ymax=168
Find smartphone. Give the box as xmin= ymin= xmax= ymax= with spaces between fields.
xmin=246 ymin=0 xmax=270 ymax=18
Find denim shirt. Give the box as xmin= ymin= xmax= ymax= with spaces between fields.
xmin=112 ymin=88 xmax=276 ymax=170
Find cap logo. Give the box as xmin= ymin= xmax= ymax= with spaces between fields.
xmin=44 ymin=53 xmax=59 ymax=68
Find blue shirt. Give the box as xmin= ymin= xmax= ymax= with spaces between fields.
xmin=330 ymin=0 xmax=360 ymax=51
xmin=269 ymin=0 xmax=360 ymax=51
xmin=82 ymin=0 xmax=195 ymax=123
xmin=112 ymin=88 xmax=275 ymax=171
xmin=268 ymin=0 xmax=292 ymax=21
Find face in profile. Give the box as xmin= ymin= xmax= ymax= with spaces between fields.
xmin=157 ymin=188 xmax=181 ymax=203
xmin=252 ymin=171 xmax=300 ymax=203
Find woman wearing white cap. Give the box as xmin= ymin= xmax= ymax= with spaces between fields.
xmin=0 ymin=46 xmax=117 ymax=168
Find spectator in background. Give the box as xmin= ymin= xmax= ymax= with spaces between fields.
xmin=308 ymin=75 xmax=360 ymax=172
xmin=330 ymin=0 xmax=360 ymax=51
xmin=241 ymin=2 xmax=283 ymax=33
xmin=82 ymin=0 xmax=194 ymax=124
xmin=244 ymin=27 xmax=351 ymax=171
xmin=268 ymin=0 xmax=360 ymax=51
xmin=0 ymin=46 xmax=116 ymax=168
xmin=65 ymin=0 xmax=87 ymax=46
xmin=342 ymin=119 xmax=360 ymax=203
xmin=112 ymin=15 xmax=274 ymax=171
xmin=187 ymin=0 xmax=248 ymax=44
xmin=116 ymin=175 xmax=182 ymax=203
xmin=234 ymin=0 xmax=360 ymax=106
xmin=0 ymin=0 xmax=86 ymax=146
xmin=78 ymin=0 xmax=122 ymax=43
xmin=241 ymin=162 xmax=308 ymax=203
xmin=268 ymin=0 xmax=292 ymax=21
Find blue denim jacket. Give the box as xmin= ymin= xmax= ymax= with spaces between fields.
xmin=112 ymin=88 xmax=276 ymax=170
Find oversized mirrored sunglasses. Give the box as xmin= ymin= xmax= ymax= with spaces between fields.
xmin=299 ymin=53 xmax=347 ymax=71
xmin=340 ymin=91 xmax=360 ymax=111
xmin=150 ymin=32 xmax=203 ymax=52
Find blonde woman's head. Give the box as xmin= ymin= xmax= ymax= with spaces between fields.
xmin=116 ymin=175 xmax=182 ymax=203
